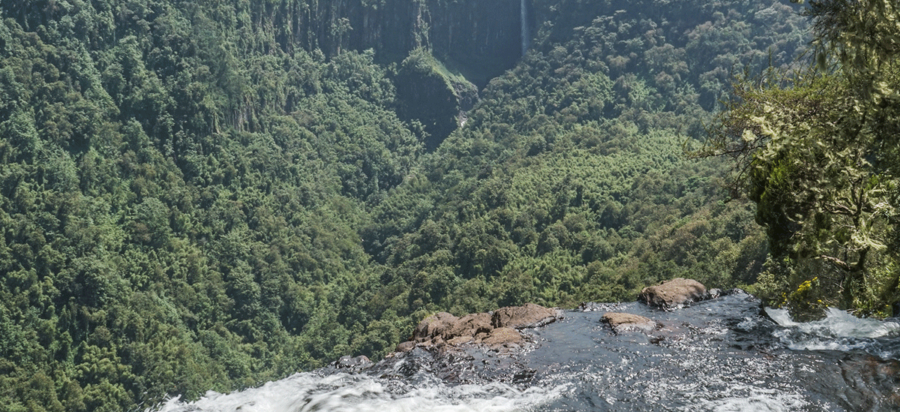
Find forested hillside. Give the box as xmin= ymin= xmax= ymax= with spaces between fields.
xmin=0 ymin=0 xmax=824 ymax=410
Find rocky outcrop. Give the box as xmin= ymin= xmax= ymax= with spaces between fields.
xmin=449 ymin=313 xmax=494 ymax=338
xmin=492 ymin=303 xmax=560 ymax=329
xmin=639 ymin=278 xmax=707 ymax=309
xmin=412 ymin=311 xmax=459 ymax=342
xmin=395 ymin=49 xmax=480 ymax=150
xmin=481 ymin=327 xmax=525 ymax=347
xmin=601 ymin=312 xmax=657 ymax=333
xmin=403 ymin=303 xmax=560 ymax=351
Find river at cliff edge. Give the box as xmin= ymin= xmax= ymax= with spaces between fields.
xmin=150 ymin=291 xmax=900 ymax=411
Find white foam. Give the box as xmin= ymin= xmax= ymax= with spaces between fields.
xmin=768 ymin=307 xmax=900 ymax=356
xmin=671 ymin=380 xmax=809 ymax=412
xmin=148 ymin=372 xmax=564 ymax=412
xmin=768 ymin=307 xmax=900 ymax=339
xmin=696 ymin=391 xmax=809 ymax=412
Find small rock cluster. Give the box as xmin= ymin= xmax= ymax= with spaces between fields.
xmin=396 ymin=303 xmax=561 ymax=352
xmin=601 ymin=278 xmax=725 ymax=333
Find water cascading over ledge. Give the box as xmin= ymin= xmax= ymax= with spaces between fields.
xmin=152 ymin=293 xmax=900 ymax=411
xmin=521 ymin=0 xmax=530 ymax=56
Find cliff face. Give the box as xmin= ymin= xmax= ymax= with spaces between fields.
xmin=264 ymin=0 xmax=526 ymax=81
xmin=259 ymin=0 xmax=526 ymax=147
xmin=395 ymin=49 xmax=474 ymax=151
xmin=422 ymin=0 xmax=523 ymax=85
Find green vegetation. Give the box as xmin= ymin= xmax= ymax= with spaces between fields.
xmin=703 ymin=0 xmax=900 ymax=318
xmin=0 ymin=0 xmax=833 ymax=410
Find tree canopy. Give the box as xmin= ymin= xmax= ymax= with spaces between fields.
xmin=0 ymin=0 xmax=832 ymax=410
xmin=702 ymin=0 xmax=900 ymax=317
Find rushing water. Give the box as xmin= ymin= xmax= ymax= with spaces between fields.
xmin=151 ymin=291 xmax=900 ymax=412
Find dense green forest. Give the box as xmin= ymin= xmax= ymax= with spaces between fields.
xmin=701 ymin=0 xmax=900 ymax=319
xmin=0 ymin=0 xmax=893 ymax=410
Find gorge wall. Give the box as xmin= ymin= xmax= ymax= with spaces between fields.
xmin=255 ymin=0 xmax=528 ymax=146
xmin=264 ymin=0 xmax=526 ymax=83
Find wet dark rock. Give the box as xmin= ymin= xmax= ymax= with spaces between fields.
xmin=372 ymin=342 xmax=534 ymax=385
xmin=513 ymin=368 xmax=537 ymax=384
xmin=359 ymin=293 xmax=900 ymax=410
xmin=492 ymin=303 xmax=560 ymax=329
xmin=601 ymin=312 xmax=657 ymax=333
xmin=640 ymin=278 xmax=707 ymax=309
xmin=579 ymin=302 xmax=625 ymax=312
xmin=323 ymin=355 xmax=373 ymax=374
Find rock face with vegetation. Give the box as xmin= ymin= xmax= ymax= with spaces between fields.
xmin=4 ymin=0 xmax=895 ymax=410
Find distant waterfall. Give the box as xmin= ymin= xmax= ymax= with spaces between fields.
xmin=520 ymin=0 xmax=529 ymax=56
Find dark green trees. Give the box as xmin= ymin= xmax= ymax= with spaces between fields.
xmin=705 ymin=0 xmax=900 ymax=316
xmin=0 ymin=0 xmax=818 ymax=410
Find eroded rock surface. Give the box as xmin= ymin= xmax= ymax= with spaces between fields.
xmin=492 ymin=303 xmax=560 ymax=329
xmin=376 ymin=304 xmax=560 ymax=386
xmin=404 ymin=303 xmax=560 ymax=351
xmin=639 ymin=278 xmax=707 ymax=309
xmin=481 ymin=327 xmax=524 ymax=348
xmin=448 ymin=313 xmax=493 ymax=339
xmin=413 ymin=312 xmax=459 ymax=343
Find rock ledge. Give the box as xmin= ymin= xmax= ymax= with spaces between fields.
xmin=400 ymin=303 xmax=561 ymax=352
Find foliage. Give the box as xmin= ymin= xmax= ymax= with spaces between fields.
xmin=703 ymin=0 xmax=900 ymax=315
xmin=0 ymin=0 xmax=811 ymax=409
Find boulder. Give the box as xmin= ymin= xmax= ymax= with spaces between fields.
xmin=446 ymin=313 xmax=493 ymax=340
xmin=413 ymin=312 xmax=459 ymax=342
xmin=639 ymin=278 xmax=707 ymax=309
xmin=395 ymin=341 xmax=416 ymax=353
xmin=492 ymin=303 xmax=559 ymax=329
xmin=601 ymin=312 xmax=657 ymax=333
xmin=480 ymin=327 xmax=524 ymax=347
xmin=412 ymin=312 xmax=495 ymax=348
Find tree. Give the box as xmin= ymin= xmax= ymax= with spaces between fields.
xmin=702 ymin=0 xmax=900 ymax=314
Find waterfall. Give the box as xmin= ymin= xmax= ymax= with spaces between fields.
xmin=520 ymin=0 xmax=529 ymax=56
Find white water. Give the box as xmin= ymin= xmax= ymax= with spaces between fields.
xmin=149 ymin=372 xmax=564 ymax=412
xmin=768 ymin=307 xmax=900 ymax=355
xmin=693 ymin=390 xmax=810 ymax=412
xmin=147 ymin=298 xmax=900 ymax=412
xmin=520 ymin=0 xmax=529 ymax=56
